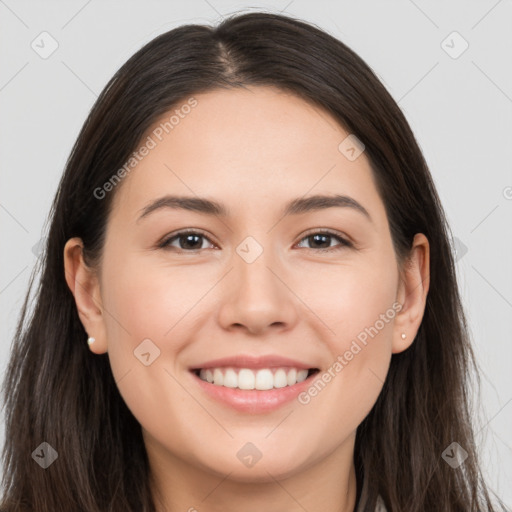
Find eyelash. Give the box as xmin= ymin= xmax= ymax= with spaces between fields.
xmin=157 ymin=228 xmax=353 ymax=254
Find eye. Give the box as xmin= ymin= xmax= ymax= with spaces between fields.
xmin=295 ymin=230 xmax=352 ymax=252
xmin=158 ymin=229 xmax=352 ymax=253
xmin=158 ymin=230 xmax=216 ymax=252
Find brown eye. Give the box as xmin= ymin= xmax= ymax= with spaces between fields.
xmin=296 ymin=231 xmax=352 ymax=252
xmin=158 ymin=229 xmax=352 ymax=254
xmin=159 ymin=230 xmax=215 ymax=252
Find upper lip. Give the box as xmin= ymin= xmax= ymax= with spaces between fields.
xmin=190 ymin=354 xmax=318 ymax=371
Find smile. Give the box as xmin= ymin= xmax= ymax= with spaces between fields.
xmin=189 ymin=366 xmax=320 ymax=413
xmin=193 ymin=366 xmax=319 ymax=390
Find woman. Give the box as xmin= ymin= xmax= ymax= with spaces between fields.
xmin=0 ymin=11 xmax=508 ymax=512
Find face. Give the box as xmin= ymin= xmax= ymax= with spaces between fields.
xmin=65 ymin=85 xmax=428 ymax=485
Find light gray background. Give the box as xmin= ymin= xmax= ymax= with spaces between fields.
xmin=1 ymin=0 xmax=511 ymax=506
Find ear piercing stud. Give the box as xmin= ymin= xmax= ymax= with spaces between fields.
xmin=86 ymin=333 xmax=410 ymax=344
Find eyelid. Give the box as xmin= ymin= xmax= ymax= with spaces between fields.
xmin=299 ymin=227 xmax=351 ymax=243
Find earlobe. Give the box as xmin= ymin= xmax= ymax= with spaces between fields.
xmin=63 ymin=238 xmax=108 ymax=354
xmin=392 ymin=233 xmax=430 ymax=354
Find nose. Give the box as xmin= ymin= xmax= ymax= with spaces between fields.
xmin=216 ymin=245 xmax=299 ymax=336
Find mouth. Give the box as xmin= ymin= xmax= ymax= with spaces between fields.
xmin=189 ymin=365 xmax=321 ymax=413
xmin=190 ymin=366 xmax=320 ymax=391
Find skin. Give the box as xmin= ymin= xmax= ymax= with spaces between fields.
xmin=64 ymin=85 xmax=430 ymax=512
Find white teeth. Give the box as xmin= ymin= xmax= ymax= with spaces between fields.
xmin=296 ymin=369 xmax=308 ymax=383
xmin=286 ymin=368 xmax=297 ymax=386
xmin=238 ymin=369 xmax=255 ymax=390
xmin=197 ymin=367 xmax=313 ymax=389
xmin=255 ymin=369 xmax=274 ymax=390
xmin=273 ymin=369 xmax=288 ymax=388
xmin=223 ymin=368 xmax=238 ymax=388
xmin=213 ymin=368 xmax=224 ymax=386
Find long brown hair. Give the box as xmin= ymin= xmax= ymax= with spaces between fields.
xmin=0 ymin=11 xmax=508 ymax=512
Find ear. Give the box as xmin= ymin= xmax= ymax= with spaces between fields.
xmin=63 ymin=237 xmax=108 ymax=354
xmin=392 ymin=233 xmax=430 ymax=354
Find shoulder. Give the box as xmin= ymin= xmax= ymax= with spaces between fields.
xmin=355 ymin=492 xmax=388 ymax=511
xmin=375 ymin=494 xmax=387 ymax=511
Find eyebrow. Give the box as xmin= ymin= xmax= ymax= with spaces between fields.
xmin=137 ymin=193 xmax=372 ymax=223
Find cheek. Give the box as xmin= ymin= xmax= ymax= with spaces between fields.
xmin=303 ymin=251 xmax=398 ymax=350
xmin=98 ymin=249 xmax=234 ymax=399
xmin=98 ymin=254 xmax=205 ymax=438
xmin=299 ymin=255 xmax=397 ymax=426
xmin=101 ymin=252 xmax=211 ymax=341
xmin=98 ymin=251 xmax=200 ymax=386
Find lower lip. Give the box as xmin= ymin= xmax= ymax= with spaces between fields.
xmin=190 ymin=370 xmax=318 ymax=413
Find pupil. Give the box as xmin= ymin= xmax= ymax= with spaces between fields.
xmin=181 ymin=234 xmax=202 ymax=250
xmin=311 ymin=234 xmax=329 ymax=248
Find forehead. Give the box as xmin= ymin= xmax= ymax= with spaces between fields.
xmin=109 ymin=85 xmax=386 ymax=228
